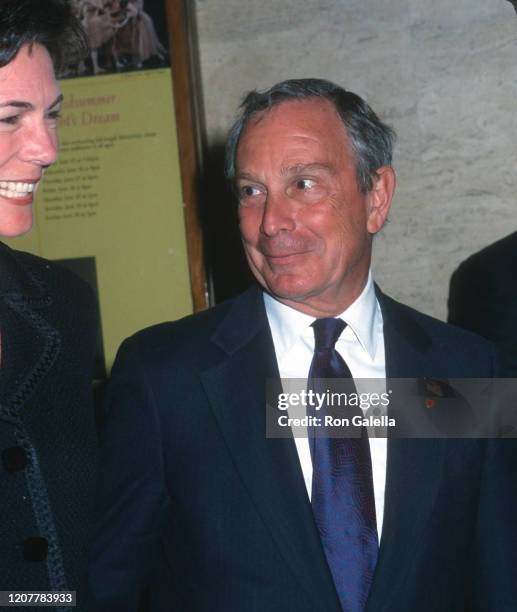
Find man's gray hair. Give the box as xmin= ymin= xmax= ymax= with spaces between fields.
xmin=225 ymin=78 xmax=395 ymax=194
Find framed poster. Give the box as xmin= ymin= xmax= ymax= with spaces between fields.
xmin=3 ymin=0 xmax=207 ymax=374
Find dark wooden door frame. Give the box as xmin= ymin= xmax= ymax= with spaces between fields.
xmin=166 ymin=0 xmax=209 ymax=311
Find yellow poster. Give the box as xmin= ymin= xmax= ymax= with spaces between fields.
xmin=3 ymin=68 xmax=193 ymax=372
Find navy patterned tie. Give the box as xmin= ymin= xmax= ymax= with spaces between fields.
xmin=308 ymin=318 xmax=378 ymax=612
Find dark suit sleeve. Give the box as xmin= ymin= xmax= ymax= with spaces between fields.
xmin=467 ymin=439 xmax=517 ymax=611
xmin=89 ymin=336 xmax=170 ymax=611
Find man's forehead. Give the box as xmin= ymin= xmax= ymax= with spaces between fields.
xmin=247 ymin=97 xmax=341 ymax=131
xmin=236 ymin=97 xmax=350 ymax=168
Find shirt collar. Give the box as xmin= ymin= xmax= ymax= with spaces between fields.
xmin=263 ymin=271 xmax=380 ymax=362
xmin=341 ymin=271 xmax=379 ymax=360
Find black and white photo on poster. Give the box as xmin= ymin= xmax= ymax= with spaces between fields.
xmin=65 ymin=0 xmax=170 ymax=77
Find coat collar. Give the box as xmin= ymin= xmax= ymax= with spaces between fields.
xmin=375 ymin=285 xmax=431 ymax=379
xmin=213 ymin=284 xmax=433 ymax=370
xmin=0 ymin=243 xmax=58 ymax=423
xmin=211 ymin=285 xmax=266 ymax=356
xmin=0 ymin=242 xmax=48 ymax=303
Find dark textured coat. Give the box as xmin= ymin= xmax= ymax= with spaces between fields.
xmin=0 ymin=242 xmax=98 ymax=611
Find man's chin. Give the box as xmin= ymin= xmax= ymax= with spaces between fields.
xmin=260 ymin=275 xmax=314 ymax=303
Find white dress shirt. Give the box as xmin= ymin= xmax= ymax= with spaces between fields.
xmin=264 ymin=272 xmax=387 ymax=537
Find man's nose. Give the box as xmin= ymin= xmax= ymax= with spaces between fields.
xmin=18 ymin=122 xmax=59 ymax=167
xmin=260 ymin=191 xmax=296 ymax=237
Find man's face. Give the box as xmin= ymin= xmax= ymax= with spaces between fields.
xmin=235 ymin=98 xmax=394 ymax=316
xmin=0 ymin=44 xmax=61 ymax=237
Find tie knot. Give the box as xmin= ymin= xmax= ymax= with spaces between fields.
xmin=311 ymin=317 xmax=346 ymax=350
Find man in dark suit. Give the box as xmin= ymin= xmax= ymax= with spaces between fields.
xmin=90 ymin=79 xmax=517 ymax=611
xmin=448 ymin=231 xmax=517 ymax=375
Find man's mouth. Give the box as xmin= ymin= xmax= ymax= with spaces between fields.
xmin=0 ymin=181 xmax=37 ymax=199
xmin=264 ymin=251 xmax=308 ymax=264
xmin=266 ymin=252 xmax=303 ymax=258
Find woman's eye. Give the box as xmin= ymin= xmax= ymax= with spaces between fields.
xmin=47 ymin=110 xmax=62 ymax=121
xmin=0 ymin=115 xmax=19 ymax=126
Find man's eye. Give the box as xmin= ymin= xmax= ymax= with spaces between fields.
xmin=239 ymin=185 xmax=261 ymax=198
xmin=295 ymin=178 xmax=316 ymax=190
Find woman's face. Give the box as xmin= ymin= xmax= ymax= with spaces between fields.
xmin=0 ymin=43 xmax=61 ymax=236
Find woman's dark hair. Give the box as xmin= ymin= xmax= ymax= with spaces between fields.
xmin=0 ymin=0 xmax=88 ymax=75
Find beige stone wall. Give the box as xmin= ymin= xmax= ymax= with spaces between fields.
xmin=194 ymin=0 xmax=517 ymax=320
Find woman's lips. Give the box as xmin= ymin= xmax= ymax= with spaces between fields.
xmin=0 ymin=180 xmax=38 ymax=206
xmin=0 ymin=192 xmax=34 ymax=206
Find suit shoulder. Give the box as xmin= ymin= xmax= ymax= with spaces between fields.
xmin=454 ymin=231 xmax=517 ymax=274
xmin=381 ymin=292 xmax=494 ymax=352
xmin=121 ymin=296 xmax=236 ymax=357
xmin=113 ymin=287 xmax=266 ymax=375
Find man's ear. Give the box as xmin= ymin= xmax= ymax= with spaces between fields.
xmin=366 ymin=166 xmax=396 ymax=235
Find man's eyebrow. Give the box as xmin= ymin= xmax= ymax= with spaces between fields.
xmin=0 ymin=93 xmax=64 ymax=111
xmin=234 ymin=171 xmax=259 ymax=182
xmin=281 ymin=163 xmax=334 ymax=176
xmin=235 ymin=163 xmax=334 ymax=182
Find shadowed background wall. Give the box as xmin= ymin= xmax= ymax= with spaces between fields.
xmin=193 ymin=0 xmax=516 ymax=320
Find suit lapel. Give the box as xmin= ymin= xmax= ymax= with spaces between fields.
xmin=366 ymin=290 xmax=447 ymax=610
xmin=201 ymin=287 xmax=342 ymax=612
